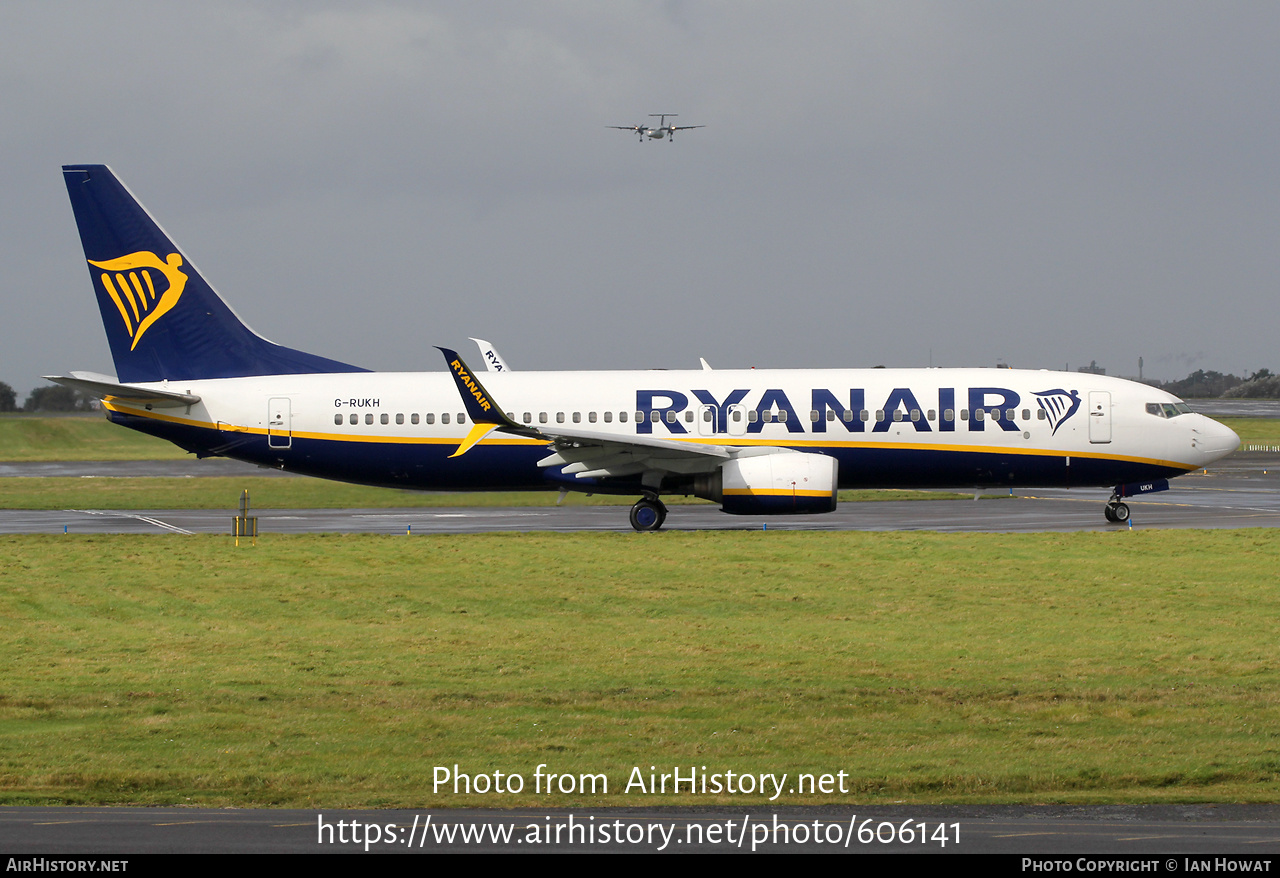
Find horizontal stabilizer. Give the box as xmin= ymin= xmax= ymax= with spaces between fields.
xmin=44 ymin=371 xmax=201 ymax=407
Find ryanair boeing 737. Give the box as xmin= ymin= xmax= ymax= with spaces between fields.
xmin=50 ymin=165 xmax=1240 ymax=530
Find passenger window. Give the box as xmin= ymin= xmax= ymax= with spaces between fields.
xmin=778 ymin=410 xmax=788 ymax=423
xmin=539 ymin=412 xmax=548 ymax=424
xmin=827 ymin=410 xmax=836 ymax=422
xmin=411 ymin=413 xmax=420 ymax=425
xmin=620 ymin=412 xmax=628 ymax=423
xmin=381 ymin=413 xmax=389 ymax=425
xmin=974 ymin=409 xmax=984 ymax=421
xmin=876 ymin=410 xmax=886 ymax=422
xmin=684 ymin=411 xmax=693 ymax=422
xmin=425 ymin=413 xmax=435 ymax=425
xmin=927 ymin=409 xmax=936 ymax=421
xmin=960 ymin=409 xmax=969 ymax=421
xmin=556 ymin=412 xmax=565 ymax=424
xmin=396 ymin=413 xmax=404 ymax=425
xmin=1005 ymin=409 xmax=1015 ymax=421
xmin=748 ymin=410 xmax=758 ymax=423
xmin=859 ymin=410 xmax=870 ymax=422
xmin=365 ymin=413 xmax=373 ymax=425
xmin=523 ymin=412 xmax=532 ymax=424
xmin=1037 ymin=409 xmax=1046 ymax=420
xmin=573 ymin=412 xmax=581 ymax=423
xmin=442 ymin=413 xmax=450 ymax=424
xmin=731 ymin=410 xmax=742 ymax=422
xmin=810 ymin=410 xmax=820 ymax=422
xmin=588 ymin=412 xmax=597 ymax=423
xmin=458 ymin=414 xmax=466 ymax=424
xmin=350 ymin=413 xmax=358 ymax=425
xmin=944 ymin=409 xmax=954 ymax=421
xmin=1021 ymin=409 xmax=1030 ymax=420
xmin=893 ymin=410 xmax=903 ymax=422
xmin=603 ymin=411 xmax=612 ymax=423
xmin=334 ymin=414 xmax=343 ymax=425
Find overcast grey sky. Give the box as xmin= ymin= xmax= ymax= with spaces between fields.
xmin=3 ymin=1 xmax=1277 ymax=396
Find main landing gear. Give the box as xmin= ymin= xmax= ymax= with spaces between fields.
xmin=629 ymin=497 xmax=668 ymax=532
xmin=1104 ymin=497 xmax=1131 ymax=523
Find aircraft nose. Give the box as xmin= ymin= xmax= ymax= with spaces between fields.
xmin=1194 ymin=417 xmax=1240 ymax=463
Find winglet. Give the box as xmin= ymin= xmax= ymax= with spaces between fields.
xmin=450 ymin=421 xmax=500 ymax=458
xmin=469 ymin=337 xmax=512 ymax=372
xmin=436 ymin=347 xmax=526 ymax=455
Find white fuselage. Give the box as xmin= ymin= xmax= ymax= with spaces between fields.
xmin=105 ymin=366 xmax=1239 ymax=495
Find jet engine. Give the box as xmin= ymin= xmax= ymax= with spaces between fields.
xmin=692 ymin=451 xmax=838 ymax=515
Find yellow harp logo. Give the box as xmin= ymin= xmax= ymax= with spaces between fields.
xmin=88 ymin=251 xmax=188 ymax=350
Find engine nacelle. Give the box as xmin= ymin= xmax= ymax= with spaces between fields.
xmin=693 ymin=451 xmax=838 ymax=515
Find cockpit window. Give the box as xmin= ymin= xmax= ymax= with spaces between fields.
xmin=1147 ymin=402 xmax=1190 ymax=419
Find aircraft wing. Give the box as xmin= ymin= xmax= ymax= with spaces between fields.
xmin=532 ymin=429 xmax=727 ymax=481
xmin=436 ymin=347 xmax=729 ymax=479
xmin=43 ymin=371 xmax=201 ymax=407
xmin=672 ymin=126 xmax=705 ymax=131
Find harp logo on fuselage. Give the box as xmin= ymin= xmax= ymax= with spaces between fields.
xmin=1033 ymin=389 xmax=1083 ymax=435
xmin=88 ymin=251 xmax=188 ymax=350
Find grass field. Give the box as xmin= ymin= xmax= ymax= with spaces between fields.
xmin=0 ymin=415 xmax=187 ymax=461
xmin=1 ymin=530 xmax=1277 ymax=807
xmin=1227 ymin=418 xmax=1280 ymax=446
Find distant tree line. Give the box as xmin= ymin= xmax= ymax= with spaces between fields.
xmin=1154 ymin=368 xmax=1280 ymax=399
xmin=1222 ymin=369 xmax=1280 ymax=399
xmin=0 ymin=381 xmax=98 ymax=413
xmin=1155 ymin=370 xmax=1245 ymax=398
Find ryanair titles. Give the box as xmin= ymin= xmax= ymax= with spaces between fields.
xmin=447 ymin=358 xmax=493 ymax=413
xmin=633 ymin=386 xmax=1081 ymax=435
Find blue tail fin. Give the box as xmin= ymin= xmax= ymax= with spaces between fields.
xmin=63 ymin=164 xmax=366 ymax=383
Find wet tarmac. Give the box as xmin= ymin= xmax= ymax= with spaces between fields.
xmin=0 ymin=457 xmax=295 ymax=478
xmin=3 ymin=453 xmax=1278 ymax=535
xmin=1187 ymin=398 xmax=1280 ymax=418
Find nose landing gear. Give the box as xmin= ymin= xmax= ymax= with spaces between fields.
xmin=1104 ymin=497 xmax=1130 ymax=523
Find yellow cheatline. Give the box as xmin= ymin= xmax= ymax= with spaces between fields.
xmin=723 ymin=488 xmax=834 ymax=498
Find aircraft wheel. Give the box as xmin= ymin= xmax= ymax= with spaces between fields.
xmin=1104 ymin=504 xmax=1116 ymax=522
xmin=630 ymin=499 xmax=665 ymax=532
xmin=1111 ymin=502 xmax=1130 ymax=523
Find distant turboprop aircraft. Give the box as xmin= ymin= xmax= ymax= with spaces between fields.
xmin=610 ymin=114 xmax=704 ymax=142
